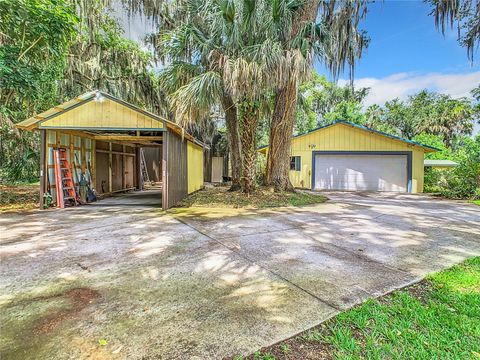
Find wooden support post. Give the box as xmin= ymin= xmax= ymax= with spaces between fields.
xmin=162 ymin=132 xmax=168 ymax=210
xmin=70 ymin=134 xmax=75 ymax=185
xmin=91 ymin=139 xmax=96 ymax=191
xmin=108 ymin=142 xmax=113 ymax=193
xmin=135 ymin=146 xmax=143 ymax=190
xmin=81 ymin=137 xmax=85 ymax=173
xmin=39 ymin=129 xmax=47 ymax=210
xmin=122 ymin=145 xmax=126 ymax=190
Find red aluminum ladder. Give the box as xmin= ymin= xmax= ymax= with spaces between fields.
xmin=53 ymin=148 xmax=77 ymax=208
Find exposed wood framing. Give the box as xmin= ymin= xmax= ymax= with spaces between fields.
xmin=69 ymin=134 xmax=74 ymax=184
xmin=135 ymin=146 xmax=142 ymax=190
xmin=91 ymin=138 xmax=96 ymax=187
xmin=50 ymin=129 xmax=95 ymax=139
xmin=108 ymin=142 xmax=113 ymax=193
xmin=122 ymin=145 xmax=126 ymax=189
xmin=39 ymin=129 xmax=46 ymax=210
xmin=92 ymin=135 xmax=163 ymax=141
xmin=42 ymin=128 xmax=165 ymax=209
xmin=96 ymin=149 xmax=135 ymax=156
xmin=162 ymin=131 xmax=168 ymax=210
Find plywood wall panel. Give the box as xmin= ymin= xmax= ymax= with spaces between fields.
xmin=164 ymin=131 xmax=188 ymax=209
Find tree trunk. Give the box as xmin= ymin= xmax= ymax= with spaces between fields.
xmin=266 ymin=80 xmax=297 ymax=191
xmin=266 ymin=0 xmax=321 ymax=191
xmin=222 ymin=94 xmax=242 ymax=191
xmin=239 ymin=101 xmax=259 ymax=194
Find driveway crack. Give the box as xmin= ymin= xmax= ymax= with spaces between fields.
xmin=173 ymin=216 xmax=342 ymax=311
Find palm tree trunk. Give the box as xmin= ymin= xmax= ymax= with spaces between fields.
xmin=222 ymin=94 xmax=242 ymax=191
xmin=267 ymin=0 xmax=320 ymax=191
xmin=266 ymin=80 xmax=297 ymax=191
xmin=239 ymin=101 xmax=259 ymax=194
xmin=265 ymin=0 xmax=320 ymax=191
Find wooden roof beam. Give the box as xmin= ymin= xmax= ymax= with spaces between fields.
xmin=92 ymin=135 xmax=163 ymax=141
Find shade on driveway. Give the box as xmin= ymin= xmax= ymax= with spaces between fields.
xmin=1 ymin=191 xmax=479 ymax=359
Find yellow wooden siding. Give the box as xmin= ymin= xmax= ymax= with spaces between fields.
xmin=287 ymin=123 xmax=425 ymax=192
xmin=187 ymin=141 xmax=204 ymax=193
xmin=39 ymin=98 xmax=164 ymax=130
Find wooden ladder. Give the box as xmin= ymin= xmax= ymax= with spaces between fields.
xmin=53 ymin=148 xmax=78 ymax=208
xmin=140 ymin=148 xmax=151 ymax=184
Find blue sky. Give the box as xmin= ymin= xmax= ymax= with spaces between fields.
xmin=116 ymin=0 xmax=480 ymax=131
xmin=118 ymin=1 xmax=479 ymax=101
xmin=321 ymin=0 xmax=478 ymax=78
xmin=315 ymin=1 xmax=479 ymax=111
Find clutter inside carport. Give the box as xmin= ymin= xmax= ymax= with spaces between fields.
xmin=50 ymin=147 xmax=97 ymax=208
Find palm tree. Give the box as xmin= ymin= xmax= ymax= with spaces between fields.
xmin=152 ymin=1 xmax=243 ymax=190
xmin=265 ymin=0 xmax=369 ymax=191
xmin=157 ymin=0 xmax=302 ymax=193
xmin=426 ymin=95 xmax=476 ymax=148
xmin=124 ymin=0 xmax=370 ymax=193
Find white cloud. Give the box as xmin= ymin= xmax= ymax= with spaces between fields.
xmin=339 ymin=71 xmax=480 ymax=107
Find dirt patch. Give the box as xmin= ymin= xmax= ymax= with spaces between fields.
xmin=34 ymin=288 xmax=100 ymax=333
xmin=377 ymin=280 xmax=432 ymax=306
xmin=244 ymin=336 xmax=333 ymax=359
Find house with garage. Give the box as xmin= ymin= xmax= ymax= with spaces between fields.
xmin=259 ymin=120 xmax=439 ymax=193
xmin=16 ymin=91 xmax=208 ymax=210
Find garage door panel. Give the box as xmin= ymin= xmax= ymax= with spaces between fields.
xmin=314 ymin=154 xmax=407 ymax=192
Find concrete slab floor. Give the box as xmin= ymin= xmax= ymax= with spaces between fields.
xmin=1 ymin=189 xmax=479 ymax=359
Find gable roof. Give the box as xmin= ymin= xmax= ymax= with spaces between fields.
xmin=258 ymin=120 xmax=440 ymax=152
xmin=16 ymin=91 xmax=207 ymax=147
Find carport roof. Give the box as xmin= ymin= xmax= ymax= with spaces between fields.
xmin=424 ymin=159 xmax=458 ymax=167
xmin=15 ymin=91 xmax=207 ymax=148
xmin=258 ymin=120 xmax=440 ymax=152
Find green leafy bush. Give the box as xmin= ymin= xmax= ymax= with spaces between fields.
xmin=421 ymin=135 xmax=479 ymax=199
xmin=423 ymin=167 xmax=442 ymax=193
xmin=439 ymin=136 xmax=479 ymax=199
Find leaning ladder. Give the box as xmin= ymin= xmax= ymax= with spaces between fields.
xmin=140 ymin=149 xmax=151 ymax=185
xmin=53 ymin=148 xmax=78 ymax=208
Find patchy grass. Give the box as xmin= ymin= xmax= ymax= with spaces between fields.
xmin=177 ymin=186 xmax=328 ymax=209
xmin=238 ymin=257 xmax=480 ymax=360
xmin=473 ymin=200 xmax=480 ymax=206
xmin=0 ymin=182 xmax=39 ymax=212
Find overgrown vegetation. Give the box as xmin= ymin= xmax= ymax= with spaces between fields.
xmin=421 ymin=134 xmax=480 ymax=199
xmin=0 ymin=182 xmax=39 ymax=212
xmin=237 ymin=257 xmax=480 ymax=360
xmin=177 ymin=186 xmax=328 ymax=209
xmin=0 ymin=0 xmax=78 ymax=181
xmin=0 ymin=0 xmax=164 ymax=182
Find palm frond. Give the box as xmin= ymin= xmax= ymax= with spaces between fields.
xmin=169 ymin=71 xmax=223 ymax=126
xmin=158 ymin=61 xmax=202 ymax=94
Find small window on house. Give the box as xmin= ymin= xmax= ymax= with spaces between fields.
xmin=290 ymin=156 xmax=301 ymax=171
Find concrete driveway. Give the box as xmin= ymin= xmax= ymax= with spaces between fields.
xmin=1 ymin=190 xmax=479 ymax=359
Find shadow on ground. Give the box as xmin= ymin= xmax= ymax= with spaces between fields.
xmin=0 ymin=190 xmax=479 ymax=359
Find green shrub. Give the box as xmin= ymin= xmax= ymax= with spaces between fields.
xmin=423 ymin=167 xmax=442 ymax=193
xmin=439 ymin=136 xmax=480 ymax=199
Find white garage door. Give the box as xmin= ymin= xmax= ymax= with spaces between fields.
xmin=314 ymin=154 xmax=408 ymax=192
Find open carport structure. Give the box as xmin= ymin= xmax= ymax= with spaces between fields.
xmin=16 ymin=91 xmax=206 ymax=210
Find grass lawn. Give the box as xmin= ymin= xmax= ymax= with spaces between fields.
xmin=239 ymin=257 xmax=480 ymax=360
xmin=0 ymin=182 xmax=39 ymax=212
xmin=473 ymin=200 xmax=480 ymax=206
xmin=177 ymin=186 xmax=328 ymax=209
